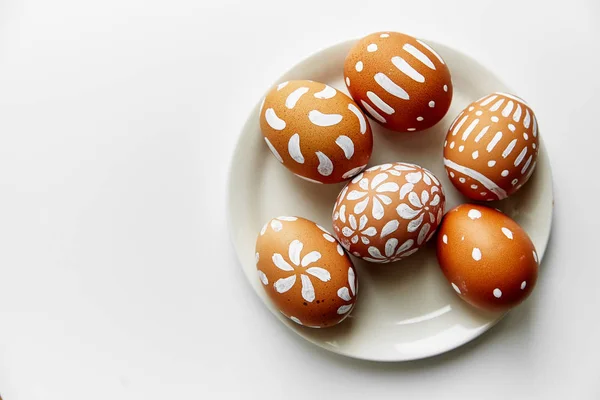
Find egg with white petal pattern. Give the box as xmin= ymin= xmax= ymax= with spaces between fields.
xmin=256 ymin=216 xmax=358 ymax=328
xmin=259 ymin=80 xmax=373 ymax=184
xmin=344 ymin=31 xmax=453 ymax=132
xmin=436 ymin=204 xmax=539 ymax=311
xmin=331 ymin=162 xmax=446 ymax=263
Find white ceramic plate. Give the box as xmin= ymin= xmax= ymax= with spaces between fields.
xmin=227 ymin=39 xmax=553 ymax=361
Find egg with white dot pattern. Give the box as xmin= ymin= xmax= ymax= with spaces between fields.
xmin=332 ymin=162 xmax=445 ymax=264
xmin=443 ymin=92 xmax=540 ymax=201
xmin=436 ymin=204 xmax=538 ymax=311
xmin=344 ymin=32 xmax=453 ymax=132
xmin=256 ymin=216 xmax=358 ymax=328
xmin=260 ymin=80 xmax=373 ymax=184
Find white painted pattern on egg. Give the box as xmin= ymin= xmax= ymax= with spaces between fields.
xmin=308 ymin=110 xmax=343 ymax=127
xmin=391 ymin=56 xmax=425 ymax=82
xmin=361 ymin=100 xmax=387 ymax=123
xmin=265 ymin=108 xmax=286 ymax=130
xmin=521 ymin=155 xmax=533 ymax=174
xmin=342 ymin=165 xmax=367 ymax=179
xmin=347 ymin=103 xmax=367 ymax=134
xmin=335 ymin=136 xmax=355 ymax=160
xmin=313 ymin=85 xmax=336 ymax=99
xmin=502 ymin=139 xmax=518 ymax=158
xmin=452 ymin=115 xmax=468 ymax=136
xmin=472 ymin=248 xmax=482 ymax=261
xmin=403 ymin=43 xmax=435 ymax=70
xmin=288 ymin=133 xmax=304 ymax=164
xmin=374 ymin=72 xmax=410 ymax=100
xmin=502 ymin=101 xmax=514 ymax=117
xmin=462 ymin=119 xmax=479 ymax=140
xmin=367 ymin=91 xmax=395 ymax=115
xmin=513 ymin=104 xmax=522 ymax=122
xmin=501 ymin=227 xmax=513 ymax=239
xmin=480 ymin=95 xmax=497 ymax=106
xmin=514 ymin=147 xmax=528 ymax=166
xmin=452 ymin=282 xmax=461 ymax=294
xmin=416 ymin=39 xmax=445 ymax=64
xmin=264 ymin=137 xmax=283 ymax=163
xmin=474 ymin=126 xmax=490 ymax=142
xmin=285 ymin=87 xmax=309 ymax=109
xmin=444 ymin=158 xmax=508 ymax=199
xmin=486 ymin=132 xmax=503 ymax=152
xmin=294 ymin=174 xmax=323 ymax=184
xmin=316 ymin=151 xmax=334 ymax=176
xmin=490 ymin=99 xmax=505 ymax=112
xmin=524 ymin=108 xmax=531 ymax=128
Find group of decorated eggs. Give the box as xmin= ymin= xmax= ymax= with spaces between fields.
xmin=255 ymin=32 xmax=541 ymax=328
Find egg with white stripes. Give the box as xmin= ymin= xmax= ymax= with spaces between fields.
xmin=256 ymin=216 xmax=358 ymax=328
xmin=331 ymin=162 xmax=445 ymax=263
xmin=259 ymin=80 xmax=373 ymax=184
xmin=344 ymin=32 xmax=452 ymax=132
xmin=444 ymin=92 xmax=540 ymax=200
xmin=436 ymin=204 xmax=539 ymax=311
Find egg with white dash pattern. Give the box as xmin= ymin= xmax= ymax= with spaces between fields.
xmin=344 ymin=31 xmax=453 ymax=132
xmin=256 ymin=216 xmax=358 ymax=328
xmin=332 ymin=162 xmax=445 ymax=263
xmin=436 ymin=204 xmax=539 ymax=311
xmin=443 ymin=92 xmax=540 ymax=201
xmin=260 ymin=80 xmax=373 ymax=184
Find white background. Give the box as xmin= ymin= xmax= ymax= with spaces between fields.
xmin=0 ymin=0 xmax=598 ymax=399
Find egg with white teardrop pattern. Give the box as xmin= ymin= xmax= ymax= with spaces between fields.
xmin=260 ymin=80 xmax=373 ymax=184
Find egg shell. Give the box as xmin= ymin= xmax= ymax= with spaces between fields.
xmin=443 ymin=92 xmax=540 ymax=201
xmin=255 ymin=216 xmax=358 ymax=328
xmin=344 ymin=31 xmax=453 ymax=132
xmin=259 ymin=80 xmax=373 ymax=184
xmin=436 ymin=204 xmax=538 ymax=311
xmin=332 ymin=162 xmax=445 ymax=263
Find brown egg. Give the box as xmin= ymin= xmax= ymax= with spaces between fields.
xmin=436 ymin=204 xmax=539 ymax=311
xmin=259 ymin=80 xmax=373 ymax=184
xmin=443 ymin=92 xmax=540 ymax=201
xmin=255 ymin=216 xmax=358 ymax=328
xmin=344 ymin=31 xmax=453 ymax=132
xmin=331 ymin=162 xmax=445 ymax=263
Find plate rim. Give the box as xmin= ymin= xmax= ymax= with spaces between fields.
xmin=226 ymin=38 xmax=554 ymax=362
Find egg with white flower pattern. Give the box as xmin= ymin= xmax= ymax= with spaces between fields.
xmin=255 ymin=216 xmax=358 ymax=328
xmin=332 ymin=162 xmax=446 ymax=263
xmin=260 ymin=80 xmax=373 ymax=184
xmin=436 ymin=204 xmax=539 ymax=311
